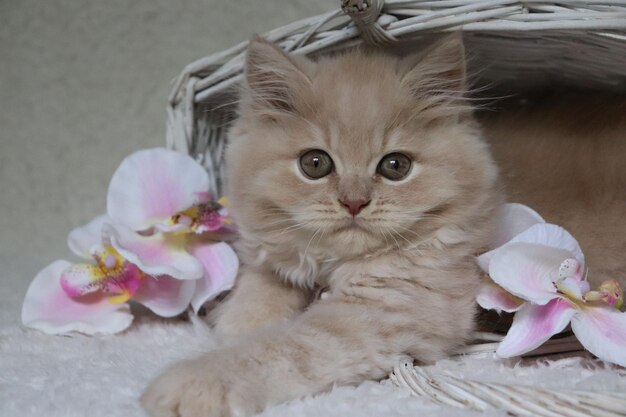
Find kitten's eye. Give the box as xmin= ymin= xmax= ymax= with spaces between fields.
xmin=377 ymin=153 xmax=412 ymax=181
xmin=299 ymin=149 xmax=334 ymax=179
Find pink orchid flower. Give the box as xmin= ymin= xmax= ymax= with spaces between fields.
xmin=22 ymin=214 xmax=237 ymax=335
xmin=476 ymin=204 xmax=626 ymax=367
xmin=21 ymin=148 xmax=239 ymax=335
xmin=103 ymin=148 xmax=234 ymax=281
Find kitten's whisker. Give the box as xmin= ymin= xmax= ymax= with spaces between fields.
xmin=313 ymin=227 xmax=328 ymax=253
xmin=383 ymin=226 xmax=402 ymax=252
xmin=392 ymin=232 xmax=425 ymax=257
xmin=394 ymin=224 xmax=428 ymax=241
xmin=277 ymin=223 xmax=309 ymax=235
xmin=384 ymin=222 xmax=427 ymax=243
xmin=376 ymin=224 xmax=390 ymax=249
xmin=303 ymin=227 xmax=322 ymax=260
xmin=392 ymin=228 xmax=413 ymax=247
xmin=388 ymin=226 xmax=420 ymax=254
xmin=266 ymin=221 xmax=311 ymax=237
xmin=393 ymin=225 xmax=433 ymax=255
xmin=261 ymin=218 xmax=297 ymax=228
xmin=257 ymin=208 xmax=294 ymax=215
xmin=388 ymin=210 xmax=454 ymax=223
xmin=204 ymin=98 xmax=242 ymax=113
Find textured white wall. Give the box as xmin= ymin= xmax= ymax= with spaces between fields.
xmin=0 ymin=0 xmax=337 ymax=326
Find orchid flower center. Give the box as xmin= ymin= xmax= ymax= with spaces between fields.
xmin=554 ymin=258 xmax=624 ymax=309
xmin=167 ymin=198 xmax=231 ymax=234
xmin=60 ymin=246 xmax=144 ymax=304
xmin=95 ymin=247 xmax=125 ymax=274
xmin=554 ymin=258 xmax=587 ymax=299
xmin=585 ymin=278 xmax=624 ymax=309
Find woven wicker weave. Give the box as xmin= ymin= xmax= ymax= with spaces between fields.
xmin=166 ymin=1 xmax=626 ymax=414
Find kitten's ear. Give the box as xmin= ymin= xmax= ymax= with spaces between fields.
xmin=400 ymin=33 xmax=467 ymax=109
xmin=244 ymin=37 xmax=313 ymax=114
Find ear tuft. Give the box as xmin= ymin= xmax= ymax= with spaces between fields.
xmin=244 ymin=37 xmax=312 ymax=114
xmin=400 ymin=33 xmax=467 ymax=112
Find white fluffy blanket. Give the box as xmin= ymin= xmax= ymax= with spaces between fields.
xmin=2 ymin=306 xmax=625 ymax=417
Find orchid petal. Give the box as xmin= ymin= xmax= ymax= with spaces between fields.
xmin=477 ymin=250 xmax=497 ymax=274
xmin=67 ymin=214 xmax=109 ymax=259
xmin=195 ymin=191 xmax=212 ymax=204
xmin=478 ymin=223 xmax=583 ymax=273
xmin=492 ymin=203 xmax=545 ymax=249
xmin=133 ymin=275 xmax=196 ymax=317
xmin=571 ymin=305 xmax=626 ymax=367
xmin=476 ymin=282 xmax=525 ymax=313
xmin=489 ymin=242 xmax=568 ymax=304
xmin=496 ymin=298 xmax=576 ymax=357
xmin=477 ymin=203 xmax=544 ymax=272
xmin=21 ymin=260 xmax=133 ymax=335
xmin=60 ymin=263 xmax=106 ymax=297
xmin=107 ymin=148 xmax=210 ymax=231
xmin=189 ymin=242 xmax=239 ymax=313
xmin=506 ymin=224 xmax=584 ymax=265
xmin=103 ymin=223 xmax=203 ymax=280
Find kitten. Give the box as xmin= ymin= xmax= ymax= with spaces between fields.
xmin=142 ymin=34 xmax=501 ymax=417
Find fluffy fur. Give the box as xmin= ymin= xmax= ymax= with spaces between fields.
xmin=142 ymin=35 xmax=501 ymax=417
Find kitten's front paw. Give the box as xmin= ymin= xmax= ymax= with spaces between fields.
xmin=141 ymin=357 xmax=257 ymax=417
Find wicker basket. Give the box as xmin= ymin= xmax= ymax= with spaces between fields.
xmin=165 ymin=1 xmax=626 ymax=415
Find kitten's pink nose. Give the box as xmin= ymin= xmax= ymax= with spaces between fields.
xmin=339 ymin=199 xmax=370 ymax=216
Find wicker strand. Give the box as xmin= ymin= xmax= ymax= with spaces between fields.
xmin=390 ymin=357 xmax=626 ymax=416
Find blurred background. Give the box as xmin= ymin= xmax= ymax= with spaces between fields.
xmin=0 ymin=0 xmax=336 ymax=327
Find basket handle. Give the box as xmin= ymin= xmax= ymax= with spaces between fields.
xmin=341 ymin=0 xmax=396 ymax=45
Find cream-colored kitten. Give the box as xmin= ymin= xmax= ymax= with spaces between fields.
xmin=142 ymin=35 xmax=501 ymax=417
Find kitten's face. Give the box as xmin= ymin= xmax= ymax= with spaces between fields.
xmin=227 ymin=36 xmax=498 ymax=257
